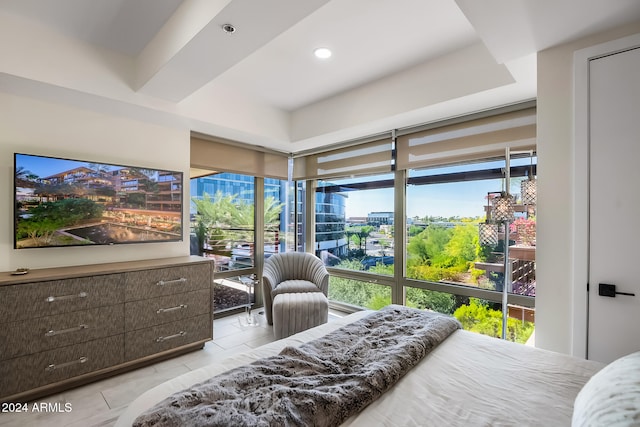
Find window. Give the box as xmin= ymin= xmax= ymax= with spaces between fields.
xmin=315 ymin=173 xmax=394 ymax=276
xmin=190 ymin=135 xmax=292 ymax=316
xmin=191 ymin=172 xmax=255 ymax=272
xmin=191 ymin=105 xmax=538 ymax=337
xmin=406 ymin=159 xmax=506 ymax=292
xmin=404 ymin=154 xmax=536 ymax=342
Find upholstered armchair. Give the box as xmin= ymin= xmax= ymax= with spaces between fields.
xmin=262 ymin=252 xmax=329 ymax=325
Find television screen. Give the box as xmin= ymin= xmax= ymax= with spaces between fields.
xmin=14 ymin=153 xmax=183 ymax=249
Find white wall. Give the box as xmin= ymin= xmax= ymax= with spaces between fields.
xmin=0 ymin=93 xmax=191 ymax=272
xmin=536 ymin=22 xmax=640 ymax=356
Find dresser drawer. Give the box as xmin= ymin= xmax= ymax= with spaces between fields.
xmin=0 ymin=274 xmax=124 ymax=323
xmin=125 ymin=288 xmax=211 ymax=332
xmin=124 ymin=263 xmax=211 ymax=301
xmin=0 ymin=335 xmax=123 ymax=398
xmin=0 ymin=305 xmax=124 ymax=360
xmin=124 ymin=314 xmax=211 ymax=361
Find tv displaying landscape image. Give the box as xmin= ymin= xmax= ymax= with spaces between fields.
xmin=14 ymin=153 xmax=183 ymax=249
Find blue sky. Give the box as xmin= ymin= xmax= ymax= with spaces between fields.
xmin=344 ymin=179 xmax=504 ymax=219
xmin=332 ymin=157 xmax=534 ymax=219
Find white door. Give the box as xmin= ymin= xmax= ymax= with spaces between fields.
xmin=588 ymin=46 xmax=640 ymax=363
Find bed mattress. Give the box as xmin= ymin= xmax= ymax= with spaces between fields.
xmin=116 ymin=310 xmax=603 ymax=427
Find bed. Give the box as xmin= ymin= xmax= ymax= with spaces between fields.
xmin=115 ymin=305 xmax=607 ymax=427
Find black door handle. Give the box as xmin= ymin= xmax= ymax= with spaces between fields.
xmin=599 ymin=283 xmax=636 ymax=298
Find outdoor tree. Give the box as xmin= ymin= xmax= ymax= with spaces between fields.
xmin=408 ymin=224 xmax=424 ymax=236
xmin=407 ymin=225 xmax=452 ymax=265
xmin=453 ymin=299 xmax=534 ymax=344
xmin=405 ymin=288 xmax=456 ymax=314
xmin=191 ymin=191 xmax=283 ymax=257
xmin=327 ymin=260 xmax=391 ymax=308
xmin=444 ymin=224 xmax=480 ymax=265
xmin=406 ymin=223 xmax=487 ymax=285
xmin=344 ymin=225 xmax=374 ymax=254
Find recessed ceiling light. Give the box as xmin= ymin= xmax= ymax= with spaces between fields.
xmin=222 ymin=24 xmax=236 ymax=34
xmin=314 ymin=47 xmax=332 ymax=59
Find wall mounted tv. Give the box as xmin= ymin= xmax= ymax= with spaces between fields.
xmin=14 ymin=153 xmax=183 ymax=249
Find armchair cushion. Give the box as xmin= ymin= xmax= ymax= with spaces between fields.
xmin=272 ymin=280 xmax=322 ymax=297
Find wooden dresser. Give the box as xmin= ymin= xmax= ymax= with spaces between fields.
xmin=0 ymin=256 xmax=213 ymax=402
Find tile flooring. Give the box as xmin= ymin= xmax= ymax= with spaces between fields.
xmin=0 ymin=309 xmax=343 ymax=427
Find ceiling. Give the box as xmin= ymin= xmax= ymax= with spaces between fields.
xmin=1 ymin=0 xmax=639 ymax=153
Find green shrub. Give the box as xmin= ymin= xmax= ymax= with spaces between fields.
xmin=453 ymin=299 xmax=534 ymax=344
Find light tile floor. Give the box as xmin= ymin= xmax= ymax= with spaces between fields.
xmin=0 ymin=310 xmax=344 ymax=427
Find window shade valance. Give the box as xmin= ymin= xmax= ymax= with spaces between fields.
xmin=396 ymin=107 xmax=536 ymax=170
xmin=192 ymin=105 xmax=535 ymax=181
xmin=293 ymin=137 xmax=394 ymax=180
xmin=191 ymin=136 xmax=289 ymax=179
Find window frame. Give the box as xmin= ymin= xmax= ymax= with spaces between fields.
xmin=307 ymin=161 xmax=535 ymax=314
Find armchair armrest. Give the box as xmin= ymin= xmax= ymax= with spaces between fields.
xmin=309 ymin=263 xmax=329 ymax=296
xmin=262 ymin=264 xmax=281 ymax=325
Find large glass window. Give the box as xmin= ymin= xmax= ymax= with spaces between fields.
xmin=406 ymin=156 xmax=536 ymax=296
xmin=315 ymin=173 xmax=394 ymax=275
xmin=404 ymin=153 xmax=536 ymax=342
xmin=191 ymin=172 xmax=255 ymax=272
xmin=190 ymin=107 xmax=538 ymax=337
xmin=191 ymin=172 xmax=256 ymax=314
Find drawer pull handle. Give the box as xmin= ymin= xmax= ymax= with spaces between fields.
xmin=45 ymin=324 xmax=88 ymax=337
xmin=156 ymin=278 xmax=187 ymax=286
xmin=155 ymin=331 xmax=186 ymax=343
xmin=157 ymin=304 xmax=187 ymax=314
xmin=45 ymin=356 xmax=88 ymax=372
xmin=45 ymin=292 xmax=88 ymax=303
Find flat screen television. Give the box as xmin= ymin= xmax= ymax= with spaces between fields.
xmin=14 ymin=153 xmax=183 ymax=249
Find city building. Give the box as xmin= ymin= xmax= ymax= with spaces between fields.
xmin=367 ymin=211 xmax=394 ymax=226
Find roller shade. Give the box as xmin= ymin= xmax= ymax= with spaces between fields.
xmin=294 ymin=137 xmax=393 ymax=180
xmin=397 ymin=107 xmax=536 ymax=170
xmin=191 ymin=136 xmax=289 ymax=179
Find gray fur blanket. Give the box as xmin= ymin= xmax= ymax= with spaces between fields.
xmin=133 ymin=305 xmax=461 ymax=427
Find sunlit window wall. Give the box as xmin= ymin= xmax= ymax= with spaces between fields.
xmin=315 ymin=173 xmax=394 ymax=277
xmin=190 ymin=172 xmax=257 ymax=314
xmin=404 ymin=153 xmax=536 ymax=342
xmin=406 ymin=157 xmax=537 ymax=295
xmin=191 ymin=172 xmax=255 ymax=272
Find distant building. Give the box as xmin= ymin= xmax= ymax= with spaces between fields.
xmin=191 ymin=173 xmax=280 ymax=207
xmin=367 ymin=211 xmax=394 ymax=226
xmin=346 ymin=216 xmax=367 ymax=225
xmin=315 ymin=191 xmax=348 ymax=257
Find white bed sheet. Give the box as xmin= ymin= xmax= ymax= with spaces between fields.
xmin=116 ymin=311 xmax=603 ymax=427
